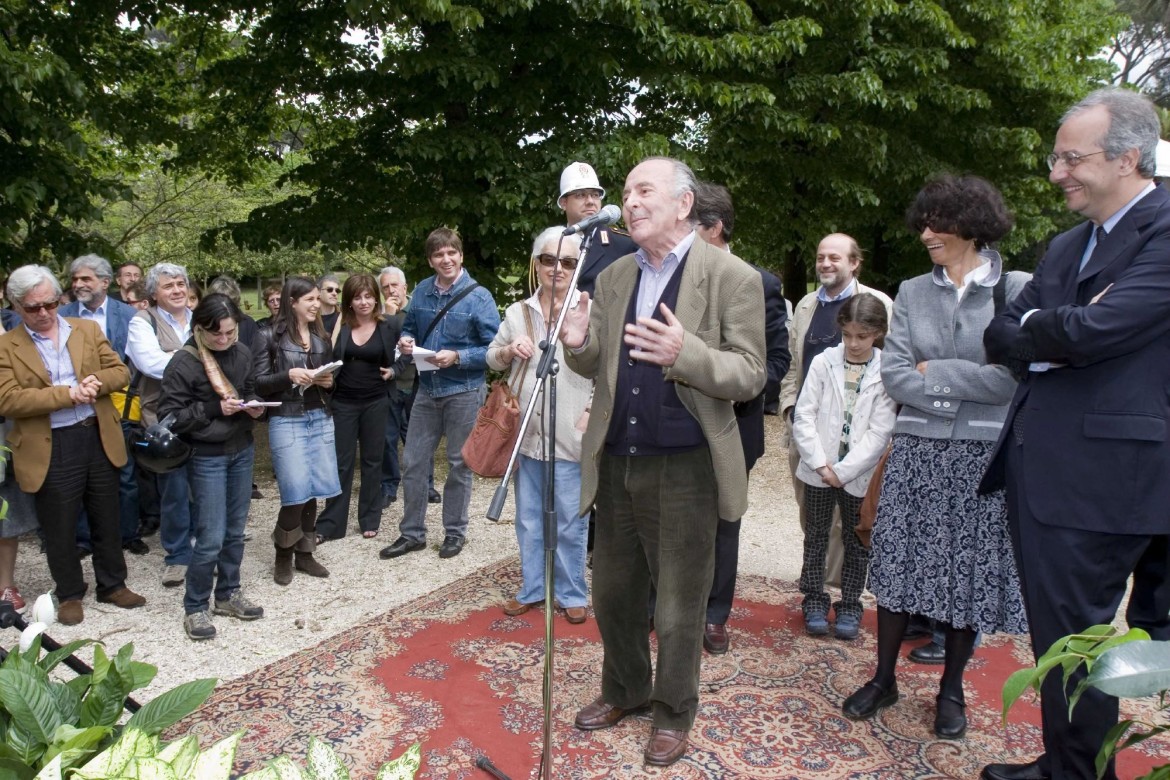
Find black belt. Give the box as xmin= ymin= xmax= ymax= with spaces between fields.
xmin=56 ymin=416 xmax=98 ymax=431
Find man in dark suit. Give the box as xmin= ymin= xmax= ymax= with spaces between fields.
xmin=561 ymin=157 xmax=766 ymax=767
xmin=61 ymin=254 xmax=147 ymax=556
xmin=691 ymin=181 xmax=790 ymax=654
xmin=556 ymin=160 xmax=637 ymax=294
xmin=980 ymin=87 xmax=1170 ymax=780
xmin=0 ymin=265 xmax=146 ymax=625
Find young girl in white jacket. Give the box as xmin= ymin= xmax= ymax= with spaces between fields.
xmin=792 ymin=293 xmax=897 ymax=640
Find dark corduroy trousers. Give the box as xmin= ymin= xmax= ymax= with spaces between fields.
xmin=592 ymin=447 xmax=719 ymax=731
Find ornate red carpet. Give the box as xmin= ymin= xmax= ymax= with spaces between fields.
xmin=178 ymin=558 xmax=1166 ymax=778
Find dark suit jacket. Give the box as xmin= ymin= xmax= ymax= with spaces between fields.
xmin=60 ymin=297 xmax=137 ymax=362
xmin=575 ymin=227 xmax=638 ymax=295
xmin=736 ymin=264 xmax=790 ymax=471
xmin=981 ymin=185 xmax=1170 ymax=535
xmin=0 ymin=318 xmax=130 ymax=492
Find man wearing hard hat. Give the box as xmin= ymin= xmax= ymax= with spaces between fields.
xmin=556 ymin=161 xmax=637 ymax=295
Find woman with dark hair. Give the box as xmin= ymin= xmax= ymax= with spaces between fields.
xmin=316 ymin=274 xmax=402 ymax=541
xmin=254 ymin=277 xmax=340 ymax=585
xmin=842 ymin=174 xmax=1030 ymax=739
xmin=158 ymin=293 xmax=266 ymax=640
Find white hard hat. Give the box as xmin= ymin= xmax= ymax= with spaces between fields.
xmin=1157 ymin=139 xmax=1170 ymax=178
xmin=558 ymin=161 xmax=605 ymax=202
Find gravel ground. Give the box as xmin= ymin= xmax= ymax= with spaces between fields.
xmin=12 ymin=415 xmax=802 ymax=701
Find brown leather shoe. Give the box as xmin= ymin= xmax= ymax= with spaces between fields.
xmin=644 ymin=727 xmax=688 ymax=766
xmin=503 ymin=598 xmax=537 ymax=616
xmin=703 ymin=622 xmax=729 ymax=654
xmin=58 ymin=599 xmax=84 ymax=625
xmin=97 ymin=587 xmax=146 ymax=609
xmin=564 ymin=606 xmax=587 ymax=624
xmin=573 ymin=696 xmax=650 ymax=731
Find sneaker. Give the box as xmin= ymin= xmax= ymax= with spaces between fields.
xmin=835 ymin=613 xmax=861 ymax=640
xmin=0 ymin=586 xmax=25 ymax=611
xmin=184 ymin=610 xmax=216 ymax=640
xmin=161 ymin=565 xmax=187 ymax=587
xmin=213 ymin=591 xmax=264 ymax=621
xmin=804 ymin=609 xmax=830 ymax=636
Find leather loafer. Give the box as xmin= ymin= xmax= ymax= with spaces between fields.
xmin=910 ymin=640 xmax=946 ymax=664
xmin=842 ymin=680 xmax=899 ymax=720
xmin=980 ymin=760 xmax=1049 ymax=780
xmin=644 ymin=727 xmax=688 ymax=767
xmin=574 ymin=696 xmax=649 ymax=731
xmin=58 ymin=599 xmax=84 ymax=626
xmin=96 ymin=587 xmax=147 ymax=609
xmin=703 ymin=622 xmax=729 ymax=655
xmin=503 ymin=598 xmax=539 ymax=616
xmin=564 ymin=606 xmax=587 ymax=624
xmin=934 ymin=692 xmax=967 ymax=739
xmin=379 ymin=536 xmax=425 ymax=560
xmin=438 ymin=535 xmax=464 ymax=559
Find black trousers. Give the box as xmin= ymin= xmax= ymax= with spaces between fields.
xmin=35 ymin=424 xmax=127 ymax=602
xmin=1005 ymin=438 xmax=1170 ymax=780
xmin=318 ymin=393 xmax=391 ymax=537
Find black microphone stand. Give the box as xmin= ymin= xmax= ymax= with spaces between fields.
xmin=482 ymin=227 xmax=597 ymax=780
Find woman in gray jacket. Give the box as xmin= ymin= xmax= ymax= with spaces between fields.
xmin=842 ymin=175 xmax=1029 ymax=740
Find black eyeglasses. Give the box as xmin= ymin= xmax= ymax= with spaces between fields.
xmin=537 ymin=254 xmax=578 ymax=270
xmin=1046 ymin=150 xmax=1105 ymax=170
xmin=21 ymin=299 xmax=60 ymax=314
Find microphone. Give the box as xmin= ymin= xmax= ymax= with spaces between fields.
xmin=563 ymin=204 xmax=621 ymax=236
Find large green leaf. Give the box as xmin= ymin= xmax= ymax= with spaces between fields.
xmin=1086 ymin=641 xmax=1170 ymax=699
xmin=191 ymin=731 xmax=242 ymax=780
xmin=305 ymin=737 xmax=347 ymax=780
xmin=0 ymin=669 xmax=63 ymax=744
xmin=125 ymin=679 xmax=216 ymax=736
xmin=38 ymin=641 xmax=97 ymax=676
xmin=156 ymin=735 xmax=198 ymax=775
xmin=266 ymin=755 xmax=305 ymax=780
xmin=375 ymin=743 xmax=421 ymax=780
xmin=42 ymin=724 xmax=111 ymax=771
xmin=4 ymin=720 xmax=45 ymax=766
xmin=0 ymin=755 xmax=36 ymax=780
xmin=46 ymin=683 xmax=81 ymax=730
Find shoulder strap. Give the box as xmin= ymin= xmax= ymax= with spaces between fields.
xmin=993 ymin=272 xmax=1008 ymax=315
xmin=418 ymin=283 xmax=479 ymax=347
xmin=330 ymin=314 xmax=343 ymax=347
xmin=510 ymin=305 xmax=535 ymax=397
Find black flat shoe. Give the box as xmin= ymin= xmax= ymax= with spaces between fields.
xmin=934 ymin=692 xmax=967 ymax=739
xmin=909 ymin=640 xmax=946 ymax=664
xmin=980 ymin=760 xmax=1048 ymax=780
xmin=842 ymin=681 xmax=899 ymax=720
xmin=438 ymin=535 xmax=464 ymax=559
xmin=379 ymin=536 xmax=426 ymax=559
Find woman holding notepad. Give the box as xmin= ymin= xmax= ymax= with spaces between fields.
xmin=159 ymin=293 xmax=268 ymax=640
xmin=254 ymin=276 xmax=341 ymax=586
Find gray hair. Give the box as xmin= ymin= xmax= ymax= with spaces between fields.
xmin=317 ymin=272 xmax=340 ymax=288
xmin=207 ymin=275 xmax=242 ymax=303
xmin=531 ymin=227 xmax=582 ymax=259
xmin=1064 ymin=87 xmax=1161 ymax=178
xmin=7 ymin=265 xmax=62 ymax=304
xmin=70 ymin=254 xmax=113 ymax=281
xmin=145 ymin=263 xmax=189 ymax=297
xmin=378 ymin=266 xmax=406 ymax=285
xmin=637 ymin=156 xmax=699 ymax=223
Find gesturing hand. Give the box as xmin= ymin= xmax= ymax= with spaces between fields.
xmin=624 ymin=303 xmax=685 ymax=367
xmin=558 ymin=292 xmax=591 ymax=349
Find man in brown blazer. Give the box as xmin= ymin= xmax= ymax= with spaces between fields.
xmin=561 ymin=157 xmax=766 ymax=767
xmin=0 ymin=265 xmax=146 ymax=625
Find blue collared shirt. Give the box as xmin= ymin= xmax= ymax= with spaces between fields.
xmin=816 ymin=278 xmax=858 ymax=303
xmin=1079 ymin=182 xmax=1157 ymax=270
xmin=76 ymin=299 xmax=108 ymax=337
xmin=633 ymin=230 xmax=697 ymax=320
xmin=26 ymin=316 xmax=94 ymax=429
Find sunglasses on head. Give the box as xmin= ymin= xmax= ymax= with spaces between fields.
xmin=21 ymin=299 xmax=60 ymax=314
xmin=537 ymin=254 xmax=578 ymax=270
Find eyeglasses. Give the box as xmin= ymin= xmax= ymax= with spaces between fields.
xmin=1046 ymin=150 xmax=1105 ymax=170
xmin=322 ymin=286 xmax=340 ymax=293
xmin=21 ymin=299 xmax=60 ymax=314
xmin=537 ymin=254 xmax=578 ymax=270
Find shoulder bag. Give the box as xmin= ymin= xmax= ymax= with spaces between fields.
xmin=461 ymin=307 xmax=534 ymax=478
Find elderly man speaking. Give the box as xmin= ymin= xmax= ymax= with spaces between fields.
xmin=560 ymin=156 xmax=766 ymax=767
xmin=0 ymin=265 xmax=146 ymax=625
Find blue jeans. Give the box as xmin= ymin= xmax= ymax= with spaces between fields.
xmin=382 ymin=385 xmax=433 ymax=498
xmin=514 ymin=455 xmax=587 ymax=607
xmin=399 ymin=388 xmax=482 ymax=543
xmin=184 ymin=445 xmax=254 ymax=614
xmin=159 ymin=464 xmax=195 ymax=565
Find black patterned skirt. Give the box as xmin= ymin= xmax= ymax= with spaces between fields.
xmin=868 ymin=433 xmax=1028 ymax=635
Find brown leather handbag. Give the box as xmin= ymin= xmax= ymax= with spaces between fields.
xmin=856 ymin=444 xmax=892 ymax=549
xmin=461 ymin=308 xmax=534 ymax=478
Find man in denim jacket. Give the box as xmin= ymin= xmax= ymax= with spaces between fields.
xmin=380 ymin=228 xmax=500 ymax=561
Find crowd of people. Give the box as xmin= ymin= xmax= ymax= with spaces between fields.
xmin=0 ymin=85 xmax=1166 ymax=779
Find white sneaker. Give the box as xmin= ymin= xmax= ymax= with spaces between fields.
xmin=161 ymin=564 xmax=187 ymax=587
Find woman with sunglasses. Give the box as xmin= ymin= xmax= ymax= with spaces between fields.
xmin=487 ymin=228 xmax=593 ymax=623
xmin=316 ymin=274 xmax=402 ymax=541
xmin=254 ymin=277 xmax=341 ymax=585
xmin=158 ymin=293 xmax=266 ymax=639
